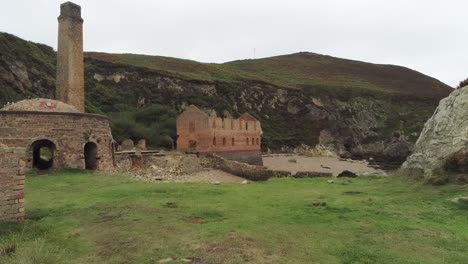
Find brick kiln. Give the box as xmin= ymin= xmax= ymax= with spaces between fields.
xmin=0 ymin=2 xmax=115 ymax=171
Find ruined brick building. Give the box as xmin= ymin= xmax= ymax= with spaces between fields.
xmin=177 ymin=105 xmax=263 ymax=165
xmin=0 ymin=2 xmax=114 ymax=172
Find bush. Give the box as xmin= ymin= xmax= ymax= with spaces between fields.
xmin=457 ymin=78 xmax=468 ymax=89
xmin=110 ymin=104 xmax=177 ymax=149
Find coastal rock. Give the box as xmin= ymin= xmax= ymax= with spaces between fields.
xmin=402 ymin=86 xmax=468 ymax=178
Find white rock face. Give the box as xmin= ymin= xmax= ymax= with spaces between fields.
xmin=402 ymin=86 xmax=468 ymax=177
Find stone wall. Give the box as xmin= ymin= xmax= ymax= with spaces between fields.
xmin=216 ymin=150 xmax=263 ymax=166
xmin=0 ymin=111 xmax=114 ymax=171
xmin=209 ymin=154 xmax=294 ymax=181
xmin=0 ymin=146 xmax=25 ymax=222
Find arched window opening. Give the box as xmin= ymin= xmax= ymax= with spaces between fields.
xmin=246 ymin=138 xmax=249 ymax=145
xmin=213 ymin=137 xmax=217 ymax=146
xmin=246 ymin=122 xmax=249 ymax=130
xmin=30 ymin=139 xmax=56 ymax=170
xmin=84 ymin=142 xmax=98 ymax=170
xmin=231 ymin=120 xmax=234 ymax=129
xmin=232 ymin=138 xmax=235 ymax=146
xmin=189 ymin=122 xmax=195 ymax=133
xmin=222 ymin=119 xmax=225 ymax=129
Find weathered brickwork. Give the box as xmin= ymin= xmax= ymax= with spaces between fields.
xmin=0 ymin=111 xmax=114 ymax=171
xmin=177 ymin=105 xmax=263 ymax=165
xmin=0 ymin=146 xmax=26 ymax=222
xmin=56 ymin=2 xmax=85 ymax=112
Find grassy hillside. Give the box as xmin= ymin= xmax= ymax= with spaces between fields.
xmin=85 ymin=51 xmax=452 ymax=100
xmin=0 ymin=32 xmax=454 ymax=151
xmin=1 ymin=171 xmax=467 ymax=263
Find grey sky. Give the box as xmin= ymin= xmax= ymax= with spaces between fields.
xmin=1 ymin=0 xmax=467 ymax=87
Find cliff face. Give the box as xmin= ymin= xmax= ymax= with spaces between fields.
xmin=0 ymin=32 xmax=453 ymax=155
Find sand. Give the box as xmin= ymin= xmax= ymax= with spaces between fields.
xmin=262 ymin=155 xmax=380 ymax=176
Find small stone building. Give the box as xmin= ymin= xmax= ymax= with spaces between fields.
xmin=177 ymin=105 xmax=263 ymax=165
xmin=0 ymin=99 xmax=114 ymax=171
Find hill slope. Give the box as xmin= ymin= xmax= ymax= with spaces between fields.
xmin=85 ymin=51 xmax=451 ymax=100
xmin=0 ymin=32 xmax=453 ymax=156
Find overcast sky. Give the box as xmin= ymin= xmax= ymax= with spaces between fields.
xmin=1 ymin=0 xmax=467 ymax=87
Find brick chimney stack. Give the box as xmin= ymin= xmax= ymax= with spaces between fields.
xmin=56 ymin=2 xmax=85 ymax=112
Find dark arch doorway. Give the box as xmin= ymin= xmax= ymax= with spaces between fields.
xmin=84 ymin=142 xmax=98 ymax=170
xmin=31 ymin=140 xmax=55 ymax=170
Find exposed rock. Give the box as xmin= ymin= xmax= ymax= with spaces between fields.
xmin=402 ymin=87 xmax=468 ymax=179
xmin=337 ymin=170 xmax=357 ymax=178
xmin=382 ymin=132 xmax=411 ymax=162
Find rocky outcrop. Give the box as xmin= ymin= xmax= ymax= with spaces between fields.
xmin=402 ymin=86 xmax=467 ymax=178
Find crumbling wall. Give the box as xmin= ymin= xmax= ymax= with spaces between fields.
xmin=0 ymin=146 xmax=25 ymax=222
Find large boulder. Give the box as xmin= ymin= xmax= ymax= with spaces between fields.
xmin=401 ymin=86 xmax=468 ymax=178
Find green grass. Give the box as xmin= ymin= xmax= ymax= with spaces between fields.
xmin=1 ymin=171 xmax=467 ymax=264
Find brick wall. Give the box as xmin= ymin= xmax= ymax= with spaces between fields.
xmin=0 ymin=112 xmax=114 ymax=171
xmin=177 ymin=106 xmax=262 ymax=164
xmin=56 ymin=2 xmax=85 ymax=112
xmin=0 ymin=146 xmax=25 ymax=222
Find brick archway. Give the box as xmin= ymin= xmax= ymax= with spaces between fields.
xmin=30 ymin=139 xmax=56 ymax=170
xmin=84 ymin=142 xmax=98 ymax=170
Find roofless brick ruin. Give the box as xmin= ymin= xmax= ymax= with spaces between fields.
xmin=177 ymin=106 xmax=263 ymax=165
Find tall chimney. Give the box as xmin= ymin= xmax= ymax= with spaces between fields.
xmin=56 ymin=2 xmax=84 ymax=112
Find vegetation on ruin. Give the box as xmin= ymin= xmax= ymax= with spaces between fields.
xmin=109 ymin=104 xmax=177 ymax=148
xmin=1 ymin=171 xmax=467 ymax=263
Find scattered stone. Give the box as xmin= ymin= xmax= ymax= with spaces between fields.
xmin=180 ymin=258 xmax=193 ymax=263
xmin=337 ymin=170 xmax=357 ymax=178
xmin=426 ymin=176 xmax=449 ymax=186
xmin=294 ymin=171 xmax=333 ymax=178
xmin=311 ymin=201 xmax=327 ymax=207
xmin=157 ymin=257 xmax=174 ymax=263
xmin=164 ymin=202 xmax=177 ymax=208
xmin=241 ymin=180 xmax=249 ymax=184
xmin=450 ymin=196 xmax=468 ymax=209
xmin=288 ymin=159 xmax=297 ymax=163
xmin=213 ymin=181 xmax=221 ymax=185
xmin=327 ymin=180 xmax=335 ymax=184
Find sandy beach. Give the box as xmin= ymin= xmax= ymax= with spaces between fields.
xmin=262 ymin=155 xmax=380 ymax=176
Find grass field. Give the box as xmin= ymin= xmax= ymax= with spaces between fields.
xmin=1 ymin=171 xmax=467 ymax=264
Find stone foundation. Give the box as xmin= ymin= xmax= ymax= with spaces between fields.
xmin=0 ymin=146 xmax=25 ymax=222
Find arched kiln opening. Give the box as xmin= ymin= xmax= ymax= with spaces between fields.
xmin=31 ymin=140 xmax=56 ymax=170
xmin=84 ymin=142 xmax=98 ymax=170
